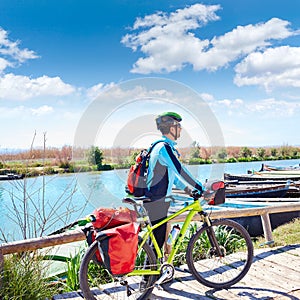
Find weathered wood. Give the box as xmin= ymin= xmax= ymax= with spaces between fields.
xmin=0 ymin=201 xmax=299 ymax=257
xmin=51 ymin=245 xmax=300 ymax=299
xmin=0 ymin=229 xmax=86 ymax=255
xmin=52 ymin=291 xmax=83 ymax=299
xmin=172 ymin=202 xmax=300 ymax=222
xmin=0 ymin=249 xmax=3 ymax=291
xmin=261 ymin=212 xmax=273 ymax=242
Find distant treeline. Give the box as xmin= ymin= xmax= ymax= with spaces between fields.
xmin=0 ymin=144 xmax=299 ymax=177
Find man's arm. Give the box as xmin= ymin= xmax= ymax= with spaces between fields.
xmin=161 ymin=143 xmax=203 ymax=192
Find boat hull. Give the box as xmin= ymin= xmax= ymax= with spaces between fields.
xmin=231 ymin=210 xmax=300 ymax=237
xmin=225 ymin=172 xmax=300 ymax=182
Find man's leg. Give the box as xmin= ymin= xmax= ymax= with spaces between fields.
xmin=144 ymin=198 xmax=170 ymax=251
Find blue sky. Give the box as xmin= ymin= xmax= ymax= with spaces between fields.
xmin=1 ymin=0 xmax=300 ymax=150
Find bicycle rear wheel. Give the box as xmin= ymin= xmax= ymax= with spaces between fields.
xmin=79 ymin=237 xmax=158 ymax=300
xmin=186 ymin=219 xmax=253 ymax=289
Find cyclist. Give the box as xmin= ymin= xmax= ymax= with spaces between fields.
xmin=144 ymin=111 xmax=204 ymax=252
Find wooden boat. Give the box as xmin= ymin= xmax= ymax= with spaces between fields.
xmin=260 ymin=163 xmax=300 ymax=172
xmin=0 ymin=173 xmax=24 ymax=181
xmin=224 ymin=172 xmax=300 ymax=182
xmin=225 ymin=182 xmax=291 ymax=198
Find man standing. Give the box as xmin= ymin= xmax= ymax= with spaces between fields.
xmin=144 ymin=112 xmax=204 ymax=251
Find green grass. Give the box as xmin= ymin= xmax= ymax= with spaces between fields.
xmin=0 ymin=253 xmax=58 ymax=300
xmin=254 ymin=218 xmax=300 ymax=248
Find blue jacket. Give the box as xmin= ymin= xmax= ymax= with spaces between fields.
xmin=146 ymin=136 xmax=203 ymax=201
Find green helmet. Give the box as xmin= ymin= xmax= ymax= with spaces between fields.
xmin=155 ymin=112 xmax=182 ymax=130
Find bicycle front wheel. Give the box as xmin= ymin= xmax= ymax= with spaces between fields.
xmin=79 ymin=237 xmax=158 ymax=300
xmin=186 ymin=218 xmax=253 ymax=289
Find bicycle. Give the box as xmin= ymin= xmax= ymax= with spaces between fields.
xmin=79 ymin=180 xmax=254 ymax=299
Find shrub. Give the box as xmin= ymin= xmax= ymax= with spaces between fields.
xmin=188 ymin=158 xmax=210 ymax=165
xmin=0 ymin=253 xmax=58 ymax=300
xmin=226 ymin=157 xmax=238 ymax=163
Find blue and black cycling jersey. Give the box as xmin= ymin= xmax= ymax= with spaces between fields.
xmin=146 ymin=136 xmax=203 ymax=201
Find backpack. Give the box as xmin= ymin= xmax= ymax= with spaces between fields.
xmin=126 ymin=141 xmax=165 ymax=197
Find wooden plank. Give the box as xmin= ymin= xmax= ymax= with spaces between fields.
xmin=49 ymin=245 xmax=300 ymax=300
xmin=163 ymin=267 xmax=217 ymax=299
xmin=171 ymin=202 xmax=300 ymax=223
xmin=254 ymin=257 xmax=300 ymax=289
xmin=255 ymin=246 xmax=300 ymax=270
xmin=52 ymin=291 xmax=83 ymax=299
xmin=0 ymin=229 xmax=86 ymax=255
xmin=237 ymin=250 xmax=300 ymax=293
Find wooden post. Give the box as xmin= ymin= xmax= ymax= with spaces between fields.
xmin=261 ymin=212 xmax=274 ymax=244
xmin=0 ymin=249 xmax=3 ymax=290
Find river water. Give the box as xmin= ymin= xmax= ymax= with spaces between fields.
xmin=0 ymin=159 xmax=299 ymax=241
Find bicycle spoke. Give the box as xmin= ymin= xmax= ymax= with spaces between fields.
xmin=186 ymin=219 xmax=253 ymax=289
xmin=79 ymin=238 xmax=158 ymax=300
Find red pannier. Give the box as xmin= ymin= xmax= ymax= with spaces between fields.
xmin=96 ymin=222 xmax=139 ymax=275
xmin=84 ymin=207 xmax=139 ymax=274
xmin=91 ymin=207 xmax=137 ymax=230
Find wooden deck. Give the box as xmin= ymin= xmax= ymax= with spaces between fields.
xmin=53 ymin=244 xmax=300 ymax=300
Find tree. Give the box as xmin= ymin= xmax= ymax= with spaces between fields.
xmin=217 ymin=148 xmax=227 ymax=160
xmin=190 ymin=147 xmax=200 ymax=159
xmin=257 ymin=148 xmax=266 ymax=158
xmin=87 ymin=146 xmax=103 ymax=170
xmin=240 ymin=147 xmax=252 ymax=158
xmin=270 ymin=148 xmax=277 ymax=157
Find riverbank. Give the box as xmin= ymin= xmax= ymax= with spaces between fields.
xmin=1 ymin=155 xmax=300 ymax=179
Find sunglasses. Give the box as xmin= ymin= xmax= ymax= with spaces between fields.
xmin=173 ymin=122 xmax=182 ymax=129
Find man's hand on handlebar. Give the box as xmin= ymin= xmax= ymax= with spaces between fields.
xmin=202 ymin=189 xmax=215 ymax=203
xmin=184 ymin=186 xmax=202 ymax=199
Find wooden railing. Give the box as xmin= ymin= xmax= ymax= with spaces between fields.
xmin=1 ymin=200 xmax=300 ymax=267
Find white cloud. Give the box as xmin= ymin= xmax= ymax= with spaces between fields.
xmin=86 ymin=82 xmax=116 ymax=100
xmin=0 ymin=73 xmax=75 ymax=100
xmin=198 ymin=18 xmax=294 ymax=71
xmin=0 ymin=27 xmax=38 ymax=71
xmin=246 ymin=98 xmax=300 ymax=116
xmin=0 ymin=57 xmax=12 ymax=73
xmin=122 ymin=3 xmax=296 ymax=75
xmin=0 ymin=28 xmax=77 ymax=101
xmin=200 ymin=92 xmax=214 ymax=102
xmin=121 ymin=3 xmax=220 ymax=74
xmin=0 ymin=104 xmax=53 ymax=118
xmin=212 ymin=95 xmax=300 ymax=118
xmin=30 ymin=105 xmax=54 ymax=116
xmin=234 ymin=46 xmax=300 ymax=91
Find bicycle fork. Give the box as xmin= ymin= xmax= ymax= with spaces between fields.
xmin=200 ymin=212 xmax=224 ymax=258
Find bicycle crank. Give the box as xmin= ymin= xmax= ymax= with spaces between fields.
xmin=156 ymin=264 xmax=175 ymax=286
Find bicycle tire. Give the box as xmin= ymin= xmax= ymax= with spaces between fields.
xmin=79 ymin=236 xmax=158 ymax=300
xmin=186 ymin=218 xmax=253 ymax=289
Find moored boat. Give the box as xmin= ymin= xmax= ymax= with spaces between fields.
xmin=225 ymin=181 xmax=291 ymax=198
xmin=260 ymin=163 xmax=300 ymax=172
xmin=0 ymin=173 xmax=24 ymax=180
xmin=224 ymin=172 xmax=300 ymax=182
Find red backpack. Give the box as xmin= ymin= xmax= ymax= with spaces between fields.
xmin=126 ymin=141 xmax=165 ymax=197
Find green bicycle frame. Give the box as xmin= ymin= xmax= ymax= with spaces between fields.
xmin=129 ymin=198 xmax=207 ymax=276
